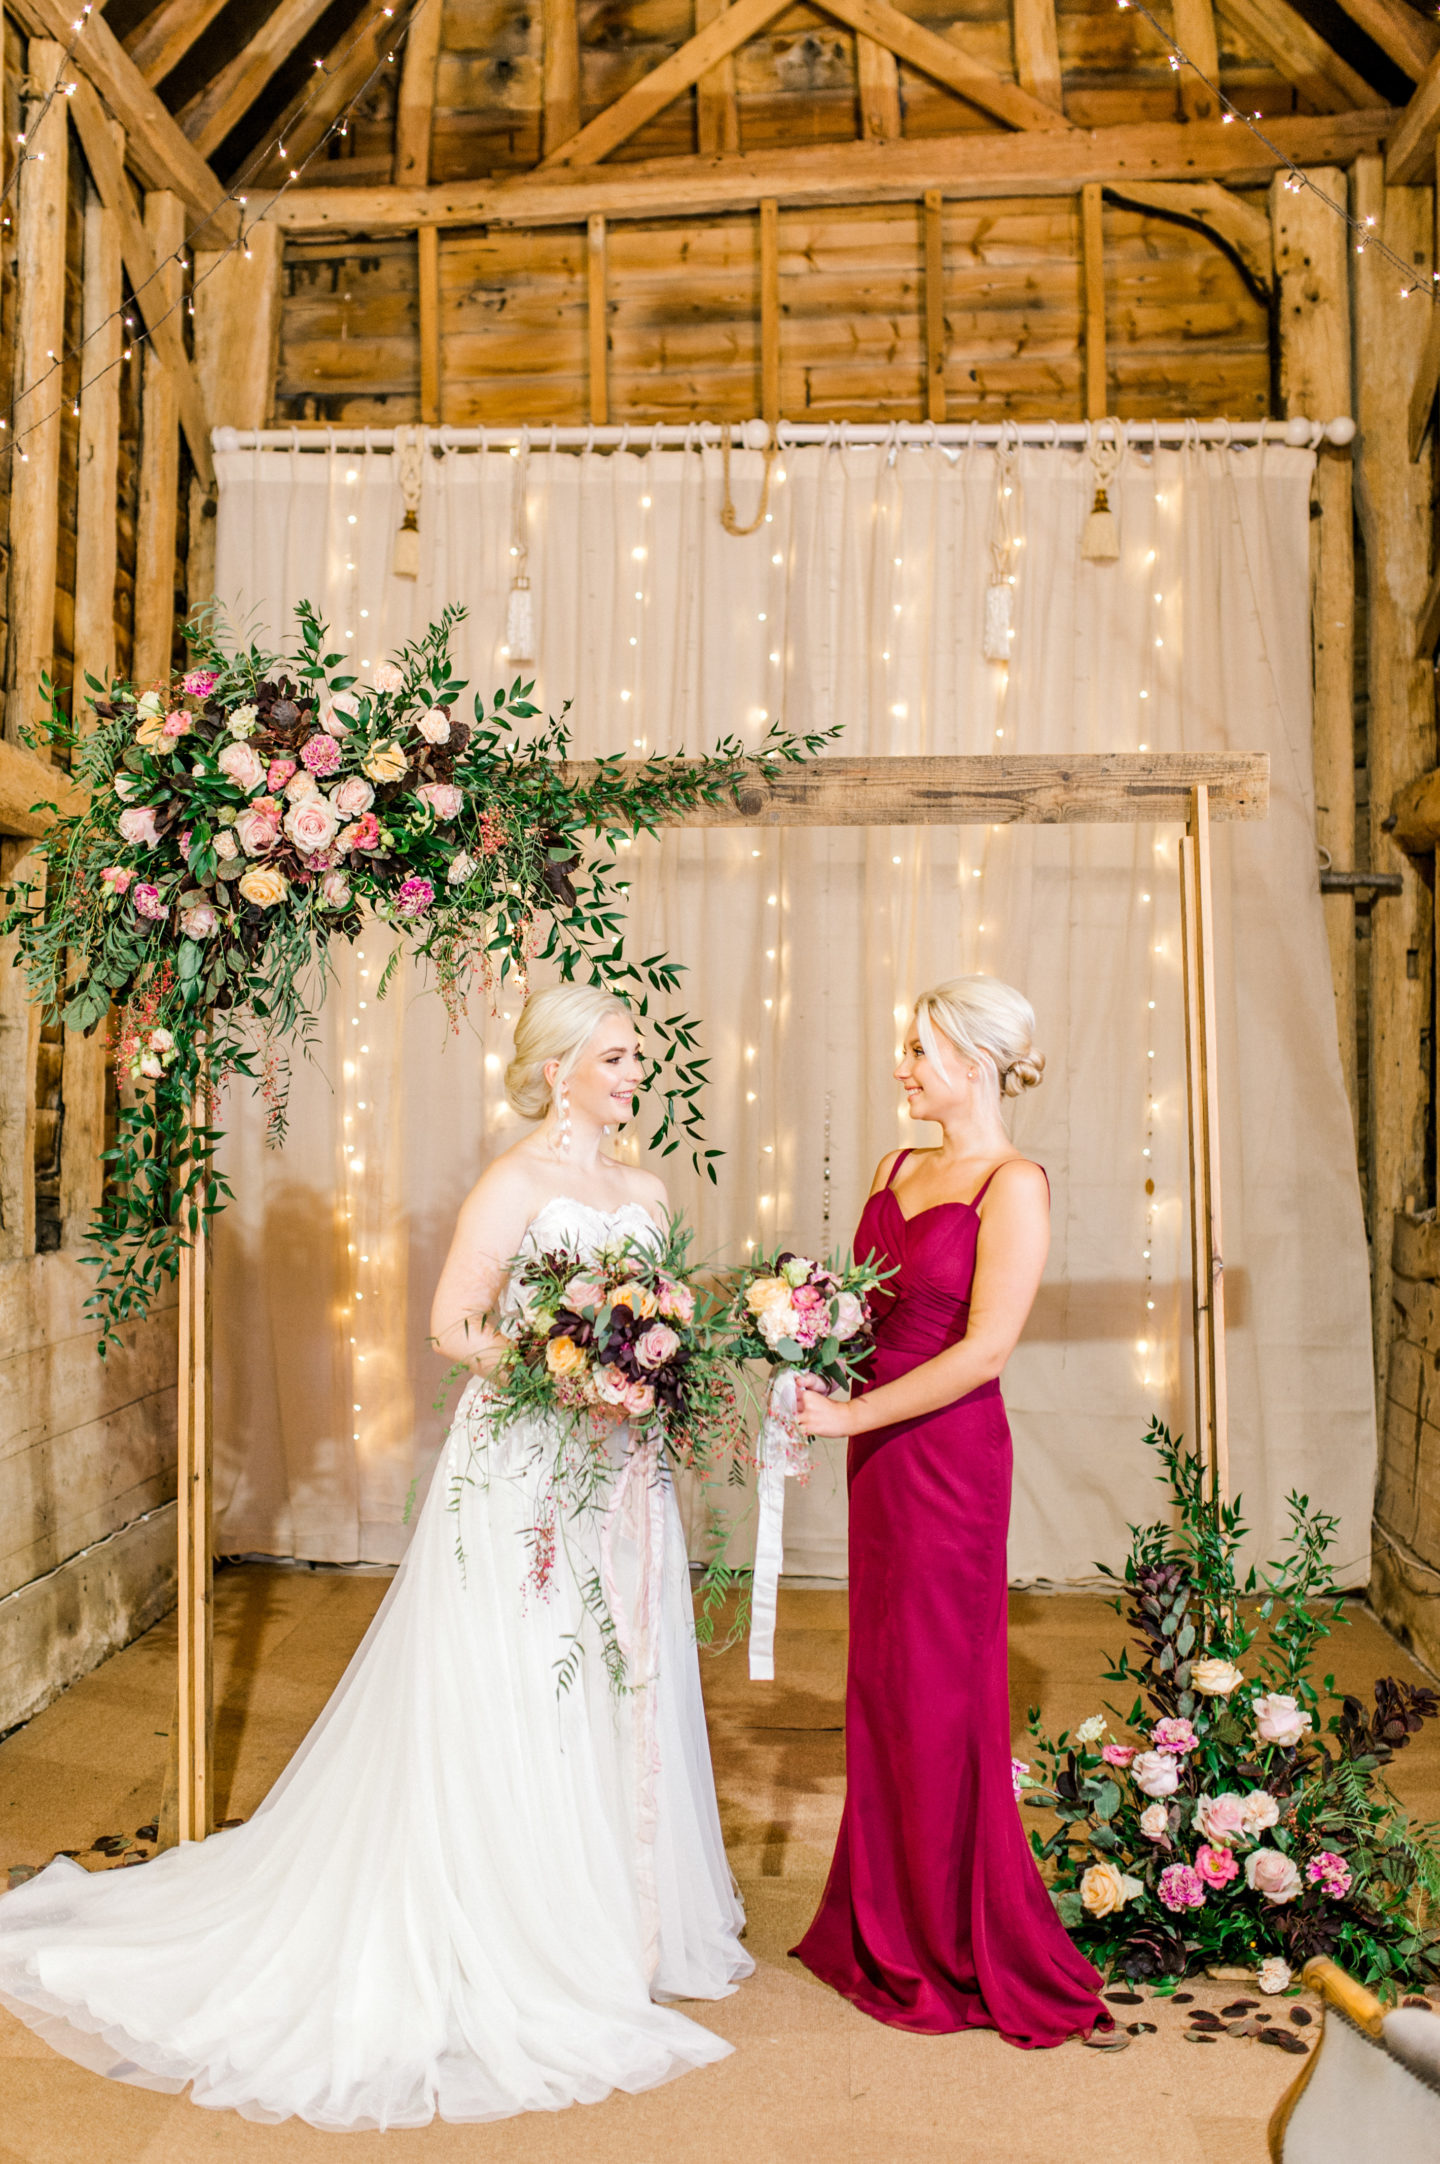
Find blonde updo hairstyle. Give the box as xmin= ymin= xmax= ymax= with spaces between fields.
xmin=913 ymin=975 xmax=1045 ymax=1100
xmin=504 ymin=984 xmax=636 ymax=1120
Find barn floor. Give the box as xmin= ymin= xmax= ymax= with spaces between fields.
xmin=1 ymin=1572 xmax=1437 ymax=2164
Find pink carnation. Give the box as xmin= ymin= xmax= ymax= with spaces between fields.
xmin=1306 ymin=1850 xmax=1352 ymax=1899
xmin=132 ymin=882 xmax=167 ymax=922
xmin=1011 ymin=1758 xmax=1029 ymax=1800
xmin=656 ymin=1276 xmax=696 ymax=1323
xmin=181 ymin=668 xmax=218 ymax=696
xmin=1101 ymin=1744 xmax=1136 ymax=1768
xmin=337 ymin=812 xmax=381 ymax=854
xmin=1152 ymin=1717 xmax=1200 ymax=1756
xmin=395 ymin=875 xmax=434 ymax=918
xmin=1195 ymin=1842 xmax=1239 ymax=1888
xmin=267 ymin=758 xmax=297 ymax=793
xmin=301 ymin=731 xmax=342 ymax=776
xmin=1157 ymin=1862 xmax=1207 ymax=1913
xmin=162 ymin=709 xmax=192 ymax=739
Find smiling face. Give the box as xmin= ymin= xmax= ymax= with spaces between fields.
xmin=895 ymin=1013 xmax=987 ymax=1123
xmin=547 ymin=1013 xmax=645 ymax=1129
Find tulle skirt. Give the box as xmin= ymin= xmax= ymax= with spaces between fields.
xmin=0 ymin=1381 xmax=751 ymax=2130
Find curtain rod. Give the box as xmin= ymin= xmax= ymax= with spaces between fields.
xmin=214 ymin=416 xmax=1356 ymax=454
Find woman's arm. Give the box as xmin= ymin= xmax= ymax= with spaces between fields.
xmin=796 ymin=1160 xmax=1050 ymax=1437
xmin=428 ymin=1164 xmax=540 ymax=1373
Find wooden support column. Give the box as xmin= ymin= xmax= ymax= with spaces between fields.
xmin=1011 ymin=0 xmax=1062 ymax=112
xmin=0 ymin=843 xmax=42 ymax=1261
xmin=1352 ymin=154 xmax=1436 ymax=1401
xmin=924 ymin=188 xmax=946 ymax=424
xmin=133 ymin=192 xmax=184 ymax=690
xmin=393 ymin=0 xmax=443 ymax=186
xmin=695 ymin=0 xmax=740 ymax=153
xmin=1172 ymin=0 xmax=1221 ymax=122
xmin=760 ymin=195 xmax=780 ymax=428
xmin=1081 ymin=180 xmax=1105 ymax=420
xmin=587 ymin=213 xmax=608 ymax=426
xmin=190 ymin=224 xmax=283 ymax=615
xmin=542 ymin=0 xmax=581 ymax=158
xmin=856 ymin=35 xmax=902 ymax=140
xmin=1271 ymin=167 xmax=1357 ymax=1130
xmin=7 ymin=41 xmax=69 ymax=742
xmin=418 ymin=224 xmax=441 ymax=426
xmin=1180 ymin=785 xmax=1229 ymax=1501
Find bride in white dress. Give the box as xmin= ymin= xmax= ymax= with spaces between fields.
xmin=0 ymin=985 xmax=752 ymax=2130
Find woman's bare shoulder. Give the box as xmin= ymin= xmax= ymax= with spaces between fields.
xmin=979 ymin=1157 xmax=1050 ymax=1210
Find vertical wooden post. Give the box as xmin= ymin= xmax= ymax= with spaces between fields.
xmin=586 ymin=212 xmax=608 ymax=426
xmin=1171 ymin=0 xmax=1221 ymax=122
xmin=1352 ymin=154 xmax=1435 ymax=1403
xmin=1081 ymin=181 xmax=1105 ymax=421
xmin=924 ymin=189 xmax=946 ymax=425
xmin=1180 ymin=785 xmax=1229 ymax=1503
xmin=760 ymin=196 xmax=780 ymax=430
xmin=133 ymin=191 xmax=184 ymax=690
xmin=7 ymin=41 xmax=69 ymax=742
xmin=418 ymin=223 xmax=441 ymax=427
xmin=694 ymin=0 xmax=741 ymax=153
xmin=393 ymin=0 xmax=442 ymax=185
xmin=541 ymin=0 xmax=580 ymax=158
xmin=1011 ymin=0 xmax=1063 ymax=111
xmin=175 ymin=1064 xmax=213 ymax=1844
xmin=855 ymin=36 xmax=901 ymax=139
xmin=191 ymin=224 xmax=283 ymax=615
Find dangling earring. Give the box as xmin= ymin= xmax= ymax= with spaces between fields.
xmin=556 ymin=1080 xmax=572 ymax=1155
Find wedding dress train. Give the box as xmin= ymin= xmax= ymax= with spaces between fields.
xmin=0 ymin=1198 xmax=752 ymax=2130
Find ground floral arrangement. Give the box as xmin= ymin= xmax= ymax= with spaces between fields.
xmin=1 ymin=606 xmax=833 ymax=1351
xmin=1022 ymin=1421 xmax=1440 ymax=1997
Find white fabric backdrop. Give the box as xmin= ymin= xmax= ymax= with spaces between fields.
xmin=210 ymin=433 xmax=1376 ymax=1584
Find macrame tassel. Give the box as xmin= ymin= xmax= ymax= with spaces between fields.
xmin=982 ymin=578 xmax=1013 ymax=662
xmin=392 ymin=508 xmax=420 ymax=581
xmin=1081 ymin=485 xmax=1120 ymax=563
xmin=505 ymin=574 xmax=534 ymax=664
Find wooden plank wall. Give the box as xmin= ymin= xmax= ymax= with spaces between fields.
xmin=275 ymin=195 xmax=1271 ymax=425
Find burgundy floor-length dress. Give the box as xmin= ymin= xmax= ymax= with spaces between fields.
xmin=792 ymin=1149 xmax=1108 ymax=2047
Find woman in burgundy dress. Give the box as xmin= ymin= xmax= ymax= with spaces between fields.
xmin=792 ymin=975 xmax=1109 ymax=2049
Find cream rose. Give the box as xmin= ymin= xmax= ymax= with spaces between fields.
xmin=1138 ymin=1802 xmax=1170 ymax=1841
xmin=1257 ymin=1956 xmax=1292 ymax=1994
xmin=238 ymin=865 xmax=288 ymax=908
xmin=213 ymin=828 xmax=239 ymax=861
xmin=446 ymin=850 xmax=475 ymax=886
xmin=1241 ymin=1790 xmax=1280 ymax=1837
xmin=416 ymin=709 xmax=450 ymax=744
xmin=745 ymin=1276 xmax=791 ymax=1317
xmin=331 ymin=775 xmax=375 ymax=817
xmin=372 ymin=660 xmax=405 ymax=694
xmin=362 ymin=740 xmax=407 ymax=784
xmin=1191 ymin=1657 xmax=1245 ymax=1697
xmin=135 ymin=689 xmax=164 ymax=720
xmin=1131 ymin=1751 xmax=1181 ymax=1799
xmin=1245 ymin=1848 xmax=1302 ymax=1904
xmin=284 ymin=795 xmax=342 ymax=855
xmin=1074 ymin=1716 xmax=1106 ymax=1747
xmin=1080 ymin=1861 xmax=1142 ymax=1917
xmin=217 ymin=740 xmax=266 ymax=794
xmin=1253 ymin=1693 xmax=1313 ymax=1750
xmin=227 ymin=701 xmax=259 ymax=738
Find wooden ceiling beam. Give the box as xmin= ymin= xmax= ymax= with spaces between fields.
xmin=1387 ymin=46 xmax=1440 ymax=180
xmin=247 ymin=1 xmax=396 ymax=183
xmin=1102 ymin=178 xmax=1273 ymax=288
xmin=1011 ymin=0 xmax=1062 ymax=112
xmin=819 ymin=0 xmax=1070 ymax=131
xmin=181 ymin=0 xmax=337 ymax=159
xmin=393 ymin=0 xmax=443 ymax=184
xmin=125 ymin=0 xmax=232 ymax=87
xmin=1329 ymin=0 xmax=1439 ymax=85
xmin=1171 ymin=0 xmax=1222 ymax=125
xmin=6 ymin=0 xmax=239 ymax=240
xmin=1214 ymin=0 xmax=1378 ymax=115
xmin=272 ymin=109 xmax=1396 ymax=230
xmin=539 ymin=0 xmax=795 ymax=168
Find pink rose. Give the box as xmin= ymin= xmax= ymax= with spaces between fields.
xmin=562 ymin=1272 xmax=607 ymax=1313
xmin=636 ymin=1323 xmax=681 ymax=1370
xmin=235 ymin=806 xmax=281 ymax=856
xmin=1131 ymin=1751 xmax=1180 ymax=1799
xmin=1101 ymin=1744 xmax=1136 ymax=1768
xmin=162 ymin=709 xmax=192 ymax=739
xmin=593 ymin=1364 xmax=631 ymax=1407
xmin=416 ymin=709 xmax=450 ymax=745
xmin=320 ymin=692 xmax=358 ymax=736
xmin=319 ymin=869 xmax=352 ymax=909
xmin=656 ymin=1276 xmax=696 ymax=1324
xmin=1253 ymin=1693 xmax=1313 ymax=1750
xmin=284 ymin=795 xmax=341 ymax=855
xmin=373 ymin=659 xmax=405 ymax=694
xmin=301 ymin=731 xmax=342 ymax=776
xmin=1245 ymin=1848 xmax=1302 ymax=1904
xmin=132 ymin=882 xmax=167 ymax=921
xmin=832 ymin=1290 xmax=864 ymax=1341
xmin=180 ymin=902 xmax=218 ymax=939
xmin=1138 ymin=1802 xmax=1169 ymax=1841
xmin=1194 ymin=1793 xmax=1249 ymax=1848
xmin=1158 ymin=1863 xmax=1206 ymax=1913
xmin=331 ymin=775 xmax=375 ymax=817
xmin=117 ymin=806 xmax=161 ymax=848
xmin=217 ymin=740 xmax=265 ymax=793
xmin=1306 ymin=1850 xmax=1352 ymax=1899
xmin=181 ymin=668 xmax=218 ymax=696
xmin=395 ymin=875 xmax=434 ymax=917
xmin=267 ymin=758 xmax=297 ymax=793
xmin=415 ymin=781 xmax=463 ymax=822
xmin=100 ymin=864 xmax=134 ymax=895
xmin=623 ymin=1379 xmax=656 ymax=1418
xmin=1195 ymin=1842 xmax=1239 ymax=1888
xmin=337 ymin=812 xmax=382 ymax=854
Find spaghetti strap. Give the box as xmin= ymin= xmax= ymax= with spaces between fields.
xmin=972 ymin=1159 xmax=1048 ymax=1209
xmin=886 ymin=1148 xmax=913 ymax=1190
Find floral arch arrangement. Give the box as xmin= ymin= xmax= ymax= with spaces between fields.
xmin=3 ymin=602 xmax=833 ymax=1351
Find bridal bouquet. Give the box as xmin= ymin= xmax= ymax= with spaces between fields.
xmin=722 ymin=1248 xmax=890 ymax=1679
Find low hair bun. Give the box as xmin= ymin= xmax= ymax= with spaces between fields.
xmin=1001 ymin=1051 xmax=1046 ymax=1097
xmin=911 ymin=975 xmax=1044 ymax=1105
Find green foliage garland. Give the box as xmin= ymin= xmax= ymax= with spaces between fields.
xmin=2 ymin=602 xmax=836 ymax=1352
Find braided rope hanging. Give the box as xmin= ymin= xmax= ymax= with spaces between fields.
xmin=720 ymin=424 xmax=777 ymax=537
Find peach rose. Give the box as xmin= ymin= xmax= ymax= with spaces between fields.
xmin=592 ymin=1364 xmax=631 ymax=1406
xmin=1190 ymin=1657 xmax=1245 ymax=1697
xmin=610 ymin=1281 xmax=658 ymax=1320
xmin=416 ymin=709 xmax=450 ymax=744
xmin=623 ymin=1379 xmax=656 ymax=1418
xmin=361 ymin=740 xmax=407 ymax=784
xmin=1080 ymin=1860 xmax=1141 ymax=1917
xmin=1241 ymin=1790 xmax=1280 ymax=1836
xmin=238 ymin=865 xmax=288 ymax=908
xmin=213 ymin=828 xmax=239 ymax=861
xmin=1138 ymin=1802 xmax=1169 ymax=1841
xmin=545 ymin=1334 xmax=588 ymax=1379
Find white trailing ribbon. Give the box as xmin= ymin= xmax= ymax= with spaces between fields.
xmin=748 ymin=1370 xmax=812 ymax=1681
xmin=599 ymin=1434 xmax=667 ymax=1980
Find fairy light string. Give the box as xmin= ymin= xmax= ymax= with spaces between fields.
xmin=5 ymin=0 xmax=437 ymax=462
xmin=1117 ymin=0 xmax=1438 ymax=303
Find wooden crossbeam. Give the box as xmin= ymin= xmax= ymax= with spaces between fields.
xmin=1011 ymin=0 xmax=1062 ymax=112
xmin=1330 ymin=0 xmax=1440 ymax=83
xmin=1103 ymin=179 xmax=1273 ymax=290
xmin=182 ymin=0 xmax=335 ymax=159
xmin=0 ymin=737 xmax=85 ymax=836
xmin=563 ymin=752 xmax=1270 ymax=826
xmin=820 ymin=0 xmax=1070 ymax=134
xmin=7 ymin=0 xmax=238 ymax=242
xmin=1215 ymin=0 xmax=1378 ymax=114
xmin=1388 ymin=46 xmax=1440 ymax=181
xmin=126 ymin=0 xmax=232 ymax=86
xmin=394 ymin=0 xmax=444 ymax=185
xmin=69 ymin=79 xmax=215 ymax=490
xmin=540 ymin=0 xmax=792 ymax=169
xmin=252 ymin=1 xmax=398 ymax=184
xmin=274 ymin=110 xmax=1396 ymax=230
xmin=695 ymin=0 xmax=741 ymax=154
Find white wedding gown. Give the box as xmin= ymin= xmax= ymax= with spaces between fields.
xmin=0 ymin=1199 xmax=752 ymax=2130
